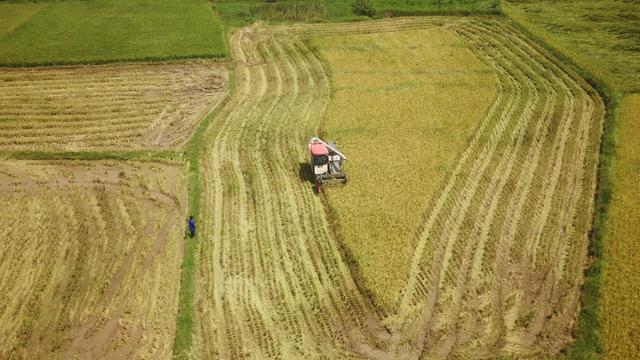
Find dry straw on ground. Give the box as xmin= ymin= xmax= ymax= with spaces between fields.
xmin=0 ymin=61 xmax=227 ymax=151
xmin=0 ymin=160 xmax=186 ymax=359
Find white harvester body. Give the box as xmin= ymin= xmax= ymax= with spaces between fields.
xmin=308 ymin=137 xmax=347 ymax=189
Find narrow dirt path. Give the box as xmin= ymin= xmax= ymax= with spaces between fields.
xmin=194 ymin=18 xmax=604 ymax=359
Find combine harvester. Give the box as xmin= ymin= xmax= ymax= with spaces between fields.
xmin=308 ymin=137 xmax=347 ymax=192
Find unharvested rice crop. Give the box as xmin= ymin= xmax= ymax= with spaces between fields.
xmin=0 ymin=160 xmax=186 ymax=359
xmin=0 ymin=61 xmax=227 ymax=151
xmin=601 ymin=95 xmax=640 ymax=359
xmin=194 ymin=17 xmax=603 ymax=359
xmin=311 ymin=28 xmax=498 ymax=312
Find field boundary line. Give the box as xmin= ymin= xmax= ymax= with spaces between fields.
xmin=171 ymin=65 xmax=237 ymax=359
xmin=0 ymin=150 xmax=180 ymax=162
xmin=0 ymin=54 xmax=227 ymax=69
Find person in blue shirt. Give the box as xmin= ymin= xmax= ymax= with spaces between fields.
xmin=188 ymin=216 xmax=196 ymax=238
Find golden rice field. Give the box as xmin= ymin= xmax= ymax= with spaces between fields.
xmin=311 ymin=27 xmax=498 ymax=311
xmin=194 ymin=17 xmax=604 ymax=358
xmin=0 ymin=12 xmax=608 ymax=360
xmin=0 ymin=160 xmax=186 ymax=359
xmin=601 ymin=94 xmax=640 ymax=359
xmin=0 ymin=61 xmax=227 ymax=151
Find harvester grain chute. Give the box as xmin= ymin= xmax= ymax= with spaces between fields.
xmin=308 ymin=137 xmax=347 ymax=192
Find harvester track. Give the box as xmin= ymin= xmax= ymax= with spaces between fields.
xmin=195 ymin=18 xmax=603 ymax=359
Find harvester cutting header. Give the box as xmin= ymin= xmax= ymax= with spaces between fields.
xmin=308 ymin=137 xmax=347 ymax=192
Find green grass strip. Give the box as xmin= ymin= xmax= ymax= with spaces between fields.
xmin=0 ymin=149 xmax=180 ymax=161
xmin=172 ymin=68 xmax=236 ymax=359
xmin=0 ymin=54 xmax=226 ymax=68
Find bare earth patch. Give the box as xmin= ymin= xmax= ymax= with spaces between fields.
xmin=0 ymin=61 xmax=227 ymax=151
xmin=0 ymin=160 xmax=186 ymax=359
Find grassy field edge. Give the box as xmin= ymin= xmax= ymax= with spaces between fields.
xmin=0 ymin=53 xmax=226 ymax=68
xmin=171 ymin=67 xmax=236 ymax=359
xmin=0 ymin=150 xmax=180 ymax=161
xmin=382 ymin=8 xmax=500 ymax=17
xmin=503 ymin=5 xmax=618 ymax=358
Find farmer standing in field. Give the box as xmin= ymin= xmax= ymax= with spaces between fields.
xmin=188 ymin=215 xmax=196 ymax=238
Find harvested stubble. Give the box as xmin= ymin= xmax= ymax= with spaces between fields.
xmin=0 ymin=160 xmax=186 ymax=359
xmin=196 ymin=23 xmax=383 ymax=359
xmin=0 ymin=61 xmax=227 ymax=151
xmin=194 ymin=17 xmax=604 ymax=359
xmin=392 ymin=19 xmax=604 ymax=358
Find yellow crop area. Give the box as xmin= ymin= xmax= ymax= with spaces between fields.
xmin=601 ymin=95 xmax=640 ymax=358
xmin=0 ymin=10 xmax=610 ymax=359
xmin=311 ymin=27 xmax=498 ymax=311
xmin=0 ymin=61 xmax=227 ymax=151
xmin=0 ymin=160 xmax=186 ymax=358
xmin=194 ymin=17 xmax=604 ymax=358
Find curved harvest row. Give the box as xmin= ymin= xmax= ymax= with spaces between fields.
xmin=195 ymin=18 xmax=603 ymax=359
xmin=196 ymin=24 xmax=386 ymax=358
xmin=394 ymin=19 xmax=603 ymax=358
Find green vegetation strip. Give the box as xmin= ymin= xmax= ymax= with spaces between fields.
xmin=213 ymin=0 xmax=499 ymax=27
xmin=0 ymin=0 xmax=227 ymax=66
xmin=0 ymin=2 xmax=43 ymax=38
xmin=172 ymin=69 xmax=236 ymax=359
xmin=0 ymin=150 xmax=181 ymax=162
xmin=503 ymin=8 xmax=619 ymax=359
